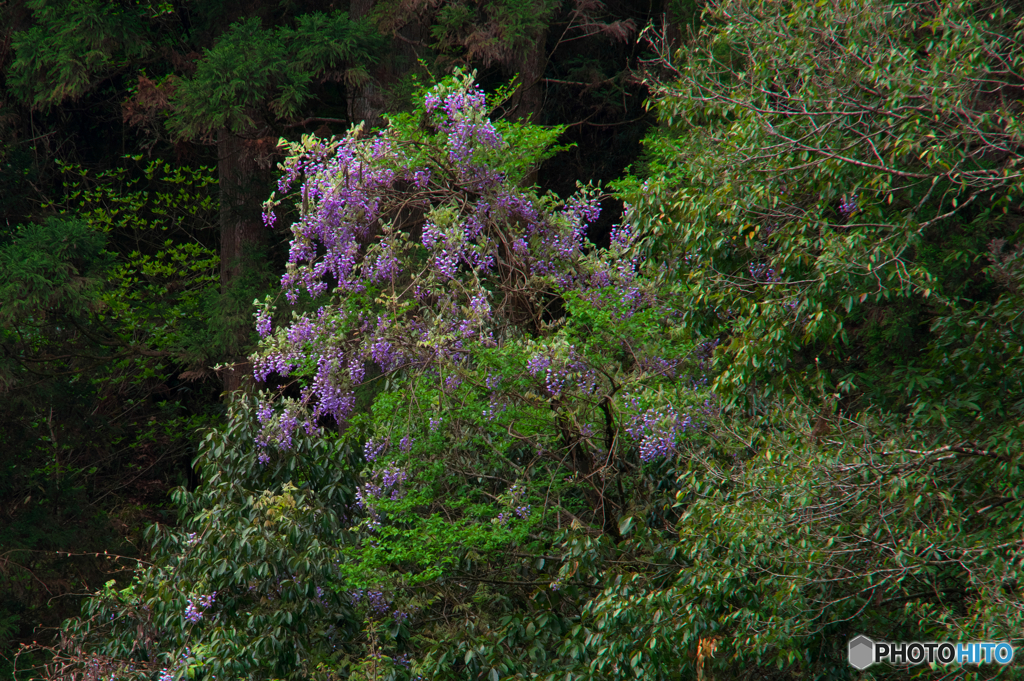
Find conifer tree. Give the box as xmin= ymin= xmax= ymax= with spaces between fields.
xmin=9 ymin=0 xmax=384 ymax=390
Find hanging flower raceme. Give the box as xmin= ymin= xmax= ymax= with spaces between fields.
xmin=252 ymin=70 xmax=628 ymax=452
xmin=247 ymin=77 xmax=704 ymax=627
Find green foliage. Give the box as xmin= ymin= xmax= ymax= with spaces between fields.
xmin=916 ymin=240 xmax=1024 ymax=442
xmin=578 ymin=0 xmax=1024 ymax=677
xmin=49 ymin=74 xmax=708 ymax=681
xmin=0 ymin=217 xmax=110 ymax=341
xmin=16 ymin=3 xmax=1024 ymax=681
xmin=618 ymin=0 xmax=1024 ymax=420
xmin=55 ymin=398 xmax=361 ymax=681
xmin=45 ymin=158 xmax=217 ymax=235
xmin=168 ymin=12 xmax=384 ymax=138
xmin=1 ymin=0 xmax=660 ymax=675
xmin=423 ymin=0 xmax=557 ymax=65
xmin=0 ymin=161 xmax=224 ymax=673
xmin=256 ymin=75 xmax=707 ymax=680
xmin=558 ymin=410 xmax=1024 ymax=680
xmin=10 ymin=1 xmax=386 ymax=144
xmin=9 ymin=0 xmax=150 ymax=109
xmin=41 ymin=158 xmax=226 ymax=369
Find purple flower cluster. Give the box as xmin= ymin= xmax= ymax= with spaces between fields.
xmin=377 ymin=465 xmax=408 ymax=496
xmin=252 ymin=70 xmax=661 ymax=470
xmin=424 ymin=80 xmax=503 ymax=169
xmin=526 ymin=354 xmax=550 ymax=375
xmin=639 ymin=356 xmax=677 ymax=378
xmin=368 ymin=316 xmax=407 ymax=372
xmin=310 ymin=358 xmax=356 ymax=425
xmin=254 ymin=403 xmax=306 ymax=450
xmin=568 ymin=222 xmax=650 ymax=320
xmin=356 ymin=463 xmax=409 ymax=529
xmin=625 ymin=404 xmax=692 ymax=462
xmin=350 ymin=589 xmax=389 ymax=616
xmin=255 ymin=305 xmax=273 ymax=338
xmin=369 ymin=240 xmax=402 ymax=282
xmin=470 ymin=292 xmax=490 ymax=316
xmin=349 ymin=357 xmax=365 ymax=383
xmin=563 ymin=192 xmax=602 ymax=227
xmin=525 ymin=347 xmax=597 ymax=398
xmin=484 ymin=372 xmax=501 ymax=390
xmin=545 ymin=366 xmax=567 ymax=396
xmin=443 ymin=373 xmax=463 ymax=393
xmin=411 ymin=169 xmax=430 ymax=188
xmin=749 ymin=262 xmax=777 ymax=282
xmin=184 ymin=592 xmax=216 ymax=624
xmin=839 ymin=193 xmax=858 ymax=218
xmin=357 ymin=588 xmax=383 ymax=609
xmin=350 ymin=589 xmax=412 ymax=621
xmin=364 ymin=437 xmax=388 ymax=462
xmin=494 ymin=483 xmax=531 ymax=525
xmin=609 ymin=223 xmax=632 ymax=249
xmin=482 ymin=394 xmax=505 ymax=421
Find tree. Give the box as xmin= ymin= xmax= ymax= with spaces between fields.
xmin=0 ymin=1 xmax=660 ymax=671
xmin=9 ymin=0 xmax=384 ymax=391
xmin=622 ymin=0 xmax=1024 ymax=417
xmin=248 ymin=68 xmax=706 ymax=679
xmin=576 ymin=0 xmax=1024 ymax=676
xmin=25 ymin=1 xmax=1024 ymax=679
xmin=0 ymin=161 xmax=224 ymax=673
xmin=39 ymin=397 xmax=359 ymax=681
xmin=42 ymin=71 xmax=708 ymax=681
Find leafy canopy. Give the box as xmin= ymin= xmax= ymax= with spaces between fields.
xmin=50 ymin=71 xmax=707 ymax=681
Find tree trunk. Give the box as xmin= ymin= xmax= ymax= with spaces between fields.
xmin=218 ymin=128 xmax=268 ymax=395
xmin=509 ymin=28 xmax=547 ymax=125
xmin=348 ymin=0 xmax=425 ymax=131
xmin=348 ymin=0 xmax=384 ymax=130
xmin=510 ymin=25 xmax=548 ymax=186
xmin=664 ymin=0 xmax=698 ymax=52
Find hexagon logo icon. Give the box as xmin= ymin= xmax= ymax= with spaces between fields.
xmin=848 ymin=635 xmax=875 ymax=670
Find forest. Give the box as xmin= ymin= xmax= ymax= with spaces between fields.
xmin=0 ymin=0 xmax=1022 ymax=679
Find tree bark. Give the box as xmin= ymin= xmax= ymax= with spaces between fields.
xmin=509 ymin=28 xmax=547 ymax=125
xmin=348 ymin=0 xmax=425 ymax=131
xmin=510 ymin=24 xmax=548 ymax=186
xmin=218 ymin=127 xmax=269 ymax=394
xmin=347 ymin=0 xmax=383 ymax=129
xmin=664 ymin=0 xmax=698 ymax=52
